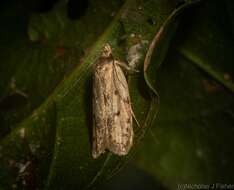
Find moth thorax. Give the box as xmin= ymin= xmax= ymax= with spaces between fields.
xmin=101 ymin=43 xmax=112 ymax=58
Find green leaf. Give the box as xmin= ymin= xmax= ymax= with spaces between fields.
xmin=0 ymin=0 xmax=196 ymax=189
xmin=135 ymin=0 xmax=234 ymax=189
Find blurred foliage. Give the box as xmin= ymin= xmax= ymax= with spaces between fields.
xmin=135 ymin=0 xmax=234 ymax=189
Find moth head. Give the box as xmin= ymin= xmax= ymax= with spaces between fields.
xmin=101 ymin=43 xmax=112 ymax=58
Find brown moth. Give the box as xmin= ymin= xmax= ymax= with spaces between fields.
xmin=92 ymin=43 xmax=134 ymax=159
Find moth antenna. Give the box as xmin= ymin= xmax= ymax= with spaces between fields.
xmin=131 ymin=108 xmax=140 ymax=127
xmin=115 ymin=61 xmax=139 ymax=73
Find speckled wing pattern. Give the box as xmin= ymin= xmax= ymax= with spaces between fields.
xmin=92 ymin=44 xmax=133 ymax=159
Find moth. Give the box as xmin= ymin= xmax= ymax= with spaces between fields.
xmin=92 ymin=43 xmax=134 ymax=159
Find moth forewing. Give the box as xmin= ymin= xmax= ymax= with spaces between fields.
xmin=92 ymin=58 xmax=113 ymax=159
xmin=92 ymin=44 xmax=134 ymax=159
xmin=107 ymin=62 xmax=133 ymax=155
